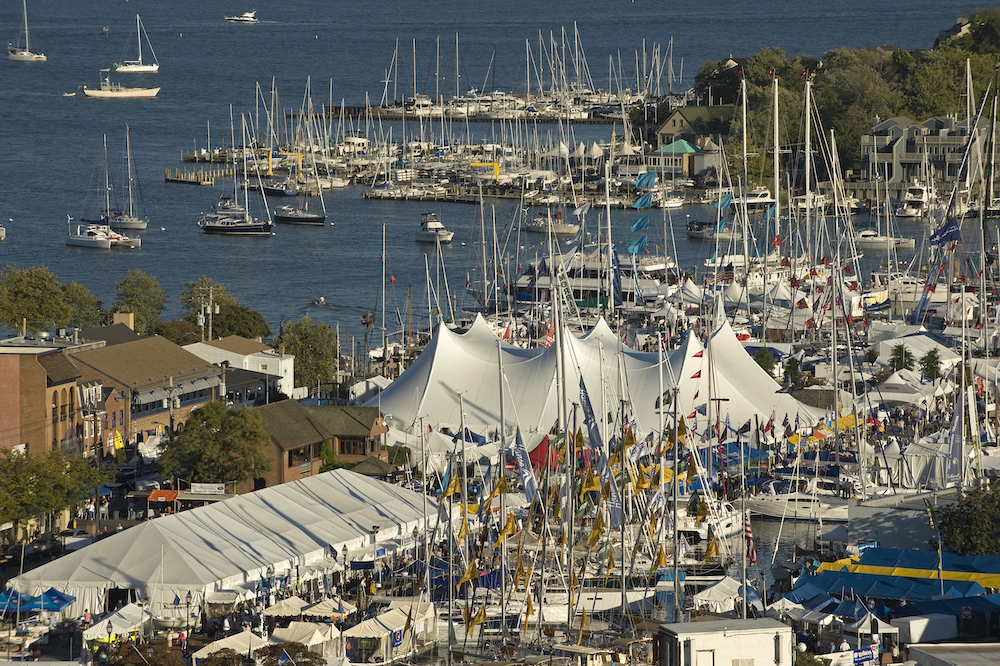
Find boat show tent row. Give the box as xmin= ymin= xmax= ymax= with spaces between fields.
xmin=368 ymin=314 xmax=821 ymax=436
xmin=7 ymin=470 xmax=436 ymax=620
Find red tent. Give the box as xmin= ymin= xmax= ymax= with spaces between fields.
xmin=528 ymin=435 xmax=558 ymax=472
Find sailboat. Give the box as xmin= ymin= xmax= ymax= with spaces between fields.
xmin=83 ymin=70 xmax=160 ymax=98
xmin=107 ymin=125 xmax=149 ymax=230
xmin=7 ymin=0 xmax=45 ymax=62
xmin=114 ymin=15 xmax=159 ymax=73
xmin=199 ymin=115 xmax=273 ymax=236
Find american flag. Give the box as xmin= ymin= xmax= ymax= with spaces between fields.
xmin=745 ymin=519 xmax=758 ymax=566
xmin=715 ymin=262 xmax=735 ymax=284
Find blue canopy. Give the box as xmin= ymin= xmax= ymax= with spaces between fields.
xmin=796 ymin=569 xmax=986 ymax=602
xmin=896 ymin=593 xmax=1000 ymax=618
xmin=20 ymin=588 xmax=76 ymax=613
xmin=0 ymin=589 xmax=36 ymax=613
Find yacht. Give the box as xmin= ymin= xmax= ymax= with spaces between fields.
xmin=225 ymin=11 xmax=259 ymax=23
xmin=415 ymin=212 xmax=454 ymax=243
xmin=895 ymin=180 xmax=933 ymax=218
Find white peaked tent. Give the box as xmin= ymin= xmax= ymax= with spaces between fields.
xmin=368 ymin=315 xmax=821 ymax=435
xmin=692 ymin=576 xmax=763 ymax=613
xmin=82 ymin=603 xmax=151 ymax=642
xmin=572 ymin=142 xmax=587 ymax=159
xmin=262 ymin=595 xmax=309 ymax=616
xmin=192 ymin=630 xmax=267 ymax=665
xmin=271 ymin=621 xmax=341 ymax=656
xmin=10 ymin=471 xmax=435 ymax=620
xmin=588 ymin=142 xmax=605 ymax=159
xmin=669 ymin=278 xmax=705 ymax=306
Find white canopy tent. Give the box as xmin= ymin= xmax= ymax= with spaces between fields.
xmin=369 ymin=315 xmax=821 ymax=437
xmin=81 ymin=603 xmax=152 ymax=642
xmin=192 ymin=630 xmax=267 ymax=665
xmin=692 ymin=576 xmax=763 ymax=614
xmin=10 ymin=471 xmax=435 ymax=620
xmin=270 ymin=621 xmax=340 ymax=656
xmin=302 ymin=596 xmax=357 ymax=618
xmin=262 ymin=595 xmax=309 ymax=617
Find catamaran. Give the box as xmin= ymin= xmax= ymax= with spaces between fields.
xmin=114 ymin=15 xmax=159 ymax=73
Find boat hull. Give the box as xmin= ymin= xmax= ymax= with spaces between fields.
xmin=83 ymin=85 xmax=160 ymax=98
xmin=8 ymin=49 xmax=45 ymax=62
xmin=114 ymin=63 xmax=159 ymax=73
xmin=746 ymin=495 xmax=849 ymax=522
xmin=273 ymin=208 xmax=325 ymax=225
xmin=199 ymin=216 xmax=273 ymax=236
xmin=416 ymin=231 xmax=453 ymax=243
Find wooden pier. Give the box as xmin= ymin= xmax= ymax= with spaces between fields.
xmin=164 ymin=167 xmax=227 ymax=186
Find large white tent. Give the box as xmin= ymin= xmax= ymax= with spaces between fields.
xmin=368 ymin=315 xmax=821 ymax=436
xmin=9 ymin=471 xmax=436 ymax=620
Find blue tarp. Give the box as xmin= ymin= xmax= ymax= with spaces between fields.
xmin=795 ymin=569 xmax=986 ymax=602
xmin=782 ymin=583 xmax=829 ymax=604
xmin=895 ymin=593 xmax=1000 ymax=618
xmin=857 ymin=547 xmax=1000 ymax=575
xmin=832 ymin=598 xmax=869 ymax=620
xmin=0 ymin=589 xmax=36 ymax=613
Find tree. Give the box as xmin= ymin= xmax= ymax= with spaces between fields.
xmin=752 ymin=348 xmax=776 ymax=377
xmin=113 ymin=269 xmax=166 ymax=336
xmin=318 ymin=440 xmax=351 ymax=473
xmin=180 ymin=276 xmax=238 ymax=320
xmin=937 ymin=485 xmax=1000 ymax=555
xmin=199 ymin=649 xmax=254 ymax=666
xmin=152 ymin=318 xmax=201 ymax=346
xmin=0 ymin=265 xmax=71 ymax=334
xmin=107 ymin=641 xmax=185 ymax=666
xmin=256 ymin=643 xmax=324 ymax=666
xmin=214 ymin=302 xmax=271 ymax=339
xmin=782 ymin=357 xmax=800 ymax=385
xmin=920 ymin=348 xmax=942 ymax=380
xmin=63 ymin=281 xmax=104 ymax=329
xmin=160 ymin=401 xmax=272 ymax=486
xmin=888 ymin=344 xmax=915 ymax=372
xmin=387 ymin=445 xmax=410 ymax=467
xmin=274 ymin=315 xmax=338 ymax=389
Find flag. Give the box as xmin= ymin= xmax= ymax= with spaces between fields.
xmin=632 ymin=192 xmax=654 ymax=209
xmin=799 ymin=70 xmax=808 ymax=77
xmin=702 ymin=537 xmax=719 ymax=563
xmin=587 ymin=511 xmax=605 ymax=547
xmin=631 ymin=215 xmax=650 ymax=232
xmin=467 ymin=604 xmax=487 ymax=636
xmin=443 ymin=465 xmax=460 ymax=499
xmin=459 ymin=561 xmax=478 ymax=587
xmin=930 ymin=217 xmax=962 ymax=245
xmin=573 ymin=200 xmax=592 ymax=217
xmin=745 ymin=519 xmax=758 ymax=566
xmin=543 ymin=322 xmax=554 ymax=347
xmin=678 ymin=535 xmax=690 ymax=558
xmin=764 ymin=411 xmax=775 ymax=434
xmin=652 ymin=546 xmax=667 ymax=570
xmin=512 ymin=428 xmax=538 ymax=503
xmin=580 ymin=379 xmax=623 ymax=527
xmin=691 ymin=370 xmax=701 ymax=379
xmin=278 ymin=650 xmax=294 ymax=666
xmin=796 ymin=298 xmax=809 ymax=309
xmin=715 ymin=262 xmax=734 ymax=284
xmin=711 ymin=192 xmax=734 ymax=209
xmin=497 ymin=513 xmax=518 ymax=540
xmin=780 ymin=256 xmax=791 ymax=267
xmin=627 ymin=236 xmax=647 ymax=254
xmin=579 ymin=468 xmax=601 ymax=499
xmin=635 ymin=172 xmax=657 ymax=189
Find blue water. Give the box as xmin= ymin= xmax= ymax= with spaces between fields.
xmin=0 ymin=0 xmax=966 ymax=335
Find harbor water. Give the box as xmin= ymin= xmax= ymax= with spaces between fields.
xmin=0 ymin=0 xmax=961 ymax=335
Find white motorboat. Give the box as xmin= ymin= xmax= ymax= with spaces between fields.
xmin=114 ymin=15 xmax=159 ymax=73
xmin=522 ymin=210 xmax=579 ymax=235
xmin=65 ymin=217 xmax=139 ymax=249
xmin=83 ymin=70 xmax=159 ymax=98
xmin=853 ymin=229 xmax=915 ymax=251
xmin=686 ymin=218 xmax=742 ymax=241
xmin=415 ymin=212 xmax=454 ymax=243
xmin=7 ymin=0 xmax=45 ymax=61
xmin=895 ymin=180 xmax=933 ymax=218
xmin=731 ymin=184 xmax=774 ymax=210
xmin=744 ymin=479 xmax=849 ymax=522
xmin=225 ymin=11 xmax=259 ymax=23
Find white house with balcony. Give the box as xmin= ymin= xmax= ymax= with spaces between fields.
xmin=184 ymin=335 xmax=297 ymax=399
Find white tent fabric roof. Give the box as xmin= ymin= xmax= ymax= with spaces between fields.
xmin=270 ymin=621 xmax=338 ymax=646
xmin=12 ymin=471 xmax=435 ymax=620
xmin=262 ymin=595 xmax=310 ymax=617
xmin=81 ymin=603 xmax=151 ymax=641
xmin=369 ymin=315 xmax=821 ymax=436
xmin=192 ymin=630 xmax=267 ymax=661
xmin=692 ymin=576 xmax=763 ymax=614
xmin=302 ymin=597 xmax=357 ymax=618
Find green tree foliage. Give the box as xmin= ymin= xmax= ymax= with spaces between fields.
xmin=256 ymin=643 xmax=325 ymax=666
xmin=920 ymin=348 xmax=942 ymax=380
xmin=889 ymin=344 xmax=915 ymax=372
xmin=180 ymin=276 xmax=271 ymax=340
xmin=318 ymin=440 xmax=351 ymax=473
xmin=160 ymin=401 xmax=272 ymax=486
xmin=938 ymin=484 xmax=1000 ymax=555
xmin=113 ymin=269 xmax=166 ymax=336
xmin=0 ymin=449 xmax=111 ymax=541
xmin=107 ymin=641 xmax=185 ymax=666
xmin=152 ymin=318 xmax=201 ymax=346
xmin=752 ymin=348 xmax=776 ymax=377
xmin=0 ymin=265 xmax=71 ymax=334
xmin=199 ymin=649 xmax=254 ymax=666
xmin=274 ymin=315 xmax=338 ymax=389
xmin=387 ymin=445 xmax=410 ymax=467
xmin=782 ymin=357 xmax=800 ymax=385
xmin=63 ymin=281 xmax=104 ymax=329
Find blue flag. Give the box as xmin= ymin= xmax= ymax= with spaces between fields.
xmin=711 ymin=192 xmax=734 ymax=209
xmin=929 ymin=217 xmax=961 ymax=245
xmin=632 ymin=192 xmax=654 ymax=209
xmin=630 ymin=215 xmax=649 ymax=232
xmin=635 ymin=172 xmax=657 ymax=189
xmin=278 ymin=650 xmax=294 ymax=666
xmin=627 ymin=236 xmax=647 ymax=254
xmin=512 ymin=428 xmax=537 ymax=503
xmin=580 ymin=379 xmax=623 ymax=528
xmin=573 ymin=200 xmax=592 ymax=217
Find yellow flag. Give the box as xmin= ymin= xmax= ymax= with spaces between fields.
xmin=458 ymin=513 xmax=469 ymax=538
xmin=581 ymin=606 xmax=590 ymax=628
xmin=523 ymin=564 xmax=533 ymax=591
xmin=465 ymin=502 xmax=481 ymax=514
xmin=525 ymin=593 xmax=534 ymax=620
xmin=467 ymin=604 xmax=487 ymax=635
xmin=458 ymin=560 xmax=478 ymax=587
xmin=579 ymin=468 xmax=601 ymax=499
xmin=601 ymin=481 xmax=611 ymax=501
xmin=607 ymin=548 xmax=616 ymax=570
xmin=702 ymin=537 xmax=719 ymax=564
xmin=648 ymin=515 xmax=657 ymax=542
xmin=695 ymin=500 xmax=708 ymax=526
xmin=636 ymin=468 xmax=650 ymax=490
xmin=575 ymin=427 xmax=585 ymax=449
xmin=652 ymin=546 xmax=667 ymax=570
xmin=571 ymin=566 xmax=578 ymax=588
xmin=685 ymin=459 xmax=697 ymax=484
xmin=497 ymin=513 xmax=517 ymax=540
xmin=513 ymin=559 xmax=525 ymax=590
xmin=487 ymin=476 xmax=508 ymax=502
xmin=443 ymin=471 xmax=460 ymax=499
xmin=587 ymin=512 xmax=604 ymax=547
xmin=677 ymin=418 xmax=687 ymax=439
xmin=624 ymin=427 xmax=636 ymax=452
